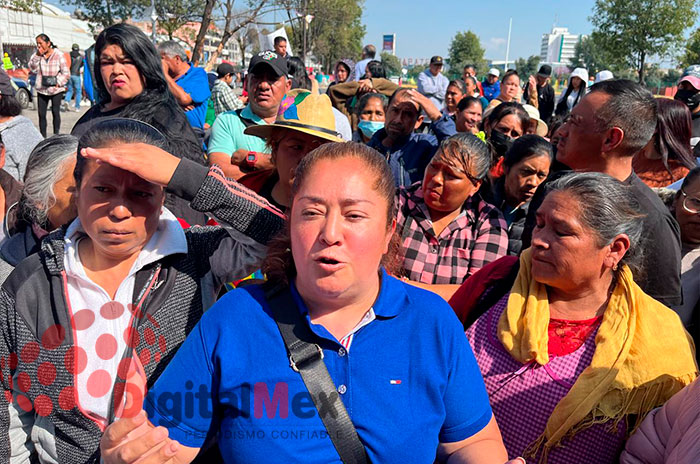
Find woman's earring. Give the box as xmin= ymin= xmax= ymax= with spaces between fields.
xmin=613 ymin=262 xmax=618 ymax=271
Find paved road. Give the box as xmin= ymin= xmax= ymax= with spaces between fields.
xmin=22 ymin=99 xmax=89 ymax=136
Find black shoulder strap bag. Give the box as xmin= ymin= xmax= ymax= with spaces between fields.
xmin=263 ymin=281 xmax=369 ymax=464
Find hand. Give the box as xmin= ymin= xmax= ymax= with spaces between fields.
xmin=405 ymin=89 xmax=441 ymax=121
xmin=100 ymin=410 xmax=180 ymax=464
xmin=230 ymin=148 xmax=250 ymax=166
xmin=161 ymin=59 xmax=170 ymax=77
xmin=528 ymin=75 xmax=536 ymax=92
xmin=357 ymin=79 xmax=374 ymax=94
xmin=183 ymin=104 xmax=195 ymax=112
xmin=80 ymin=143 xmax=181 ymax=187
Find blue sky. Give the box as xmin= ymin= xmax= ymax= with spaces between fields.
xmin=361 ymin=0 xmax=598 ymax=62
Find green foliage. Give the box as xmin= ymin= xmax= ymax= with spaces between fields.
xmin=448 ymin=30 xmax=486 ymax=77
xmin=65 ymin=0 xmax=149 ymax=27
xmin=0 ymin=0 xmax=41 ymax=12
xmin=406 ymin=64 xmax=427 ymax=81
xmin=276 ymin=0 xmax=364 ymax=71
xmin=679 ymin=27 xmax=700 ymax=69
xmin=569 ymin=32 xmax=622 ymax=74
xmin=155 ymin=0 xmax=205 ymax=39
xmin=591 ymin=0 xmax=698 ymax=83
xmin=380 ymin=52 xmax=401 ymax=77
xmin=514 ymin=55 xmax=541 ymax=79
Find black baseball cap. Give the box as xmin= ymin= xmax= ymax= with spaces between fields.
xmin=217 ymin=62 xmax=235 ymax=77
xmin=537 ymin=64 xmax=552 ymax=77
xmin=430 ymin=56 xmax=444 ymax=65
xmin=0 ymin=72 xmax=15 ymax=97
xmin=248 ymin=50 xmax=288 ymax=78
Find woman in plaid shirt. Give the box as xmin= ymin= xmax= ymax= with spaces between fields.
xmin=28 ymin=34 xmax=69 ymax=137
xmin=397 ymin=133 xmax=508 ymax=300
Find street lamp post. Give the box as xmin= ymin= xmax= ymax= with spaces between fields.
xmin=150 ymin=0 xmax=158 ymax=44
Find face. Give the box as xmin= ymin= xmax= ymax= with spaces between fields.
xmin=556 ymin=92 xmax=608 ymax=170
xmin=430 ymin=63 xmax=443 ymax=76
xmin=247 ymin=67 xmax=289 ymax=114
xmin=47 ymin=157 xmax=78 ymax=229
xmin=536 ymin=75 xmax=548 ymax=86
xmin=76 ymin=150 xmax=165 ymax=262
xmin=359 ymin=97 xmax=385 ymax=122
xmin=99 ymin=44 xmax=145 ymax=107
xmin=455 ymin=102 xmax=482 ymax=134
xmin=531 ymin=191 xmax=610 ymax=292
xmin=674 ymin=178 xmax=700 ymax=244
xmin=291 ymin=157 xmax=394 ymax=304
xmin=490 ymin=114 xmax=524 ymax=139
xmin=274 ymin=130 xmax=328 ymax=196
xmin=504 ymin=154 xmax=551 ymax=206
xmin=487 ymin=74 xmax=498 ymax=84
xmin=336 ymin=64 xmax=349 ymax=82
xmin=159 ymin=52 xmax=182 ymax=77
xmin=384 ymin=93 xmax=422 ymax=139
xmin=444 ymin=85 xmax=464 ymax=112
xmin=422 ymin=155 xmax=480 ymax=214
xmin=274 ymin=41 xmax=287 ymax=56
xmin=464 ymin=78 xmax=477 ymax=95
xmin=501 ymin=75 xmax=520 ymax=101
xmin=463 ymin=67 xmax=475 ymax=81
xmin=36 ymin=37 xmax=50 ymax=55
xmin=571 ymin=76 xmax=583 ymax=90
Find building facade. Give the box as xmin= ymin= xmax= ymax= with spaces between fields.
xmin=540 ymin=27 xmax=581 ymax=67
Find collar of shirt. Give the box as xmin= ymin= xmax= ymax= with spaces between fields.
xmin=64 ymin=206 xmax=188 ymax=281
xmin=406 ymin=184 xmax=475 ymax=238
xmin=287 ymin=268 xmax=406 ymax=344
xmin=241 ymin=104 xmax=267 ymax=125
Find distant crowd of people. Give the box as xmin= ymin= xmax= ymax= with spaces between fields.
xmin=0 ymin=25 xmax=698 ymax=464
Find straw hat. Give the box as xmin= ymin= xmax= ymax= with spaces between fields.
xmin=244 ymin=89 xmax=344 ymax=143
xmin=522 ymin=104 xmax=548 ymax=138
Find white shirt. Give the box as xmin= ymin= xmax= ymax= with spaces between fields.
xmin=63 ymin=208 xmax=187 ymax=424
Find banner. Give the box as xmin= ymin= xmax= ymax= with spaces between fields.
xmin=382 ymin=34 xmax=395 ymax=54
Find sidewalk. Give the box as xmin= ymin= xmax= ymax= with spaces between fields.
xmin=23 ymin=100 xmax=89 ymax=136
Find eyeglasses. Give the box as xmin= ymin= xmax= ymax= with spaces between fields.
xmin=681 ymin=190 xmax=700 ymax=214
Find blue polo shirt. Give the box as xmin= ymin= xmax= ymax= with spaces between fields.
xmin=145 ymin=270 xmax=492 ymax=462
xmin=367 ymin=129 xmax=438 ymax=187
xmin=177 ymin=65 xmax=211 ymax=130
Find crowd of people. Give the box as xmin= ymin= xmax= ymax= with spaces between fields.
xmin=0 ymin=24 xmax=698 ymax=464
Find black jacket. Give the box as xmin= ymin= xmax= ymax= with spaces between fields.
xmin=0 ymin=159 xmax=285 ymax=463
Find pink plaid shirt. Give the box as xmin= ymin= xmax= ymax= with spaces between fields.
xmin=396 ymin=183 xmax=508 ymax=284
xmin=28 ymin=49 xmax=69 ymax=95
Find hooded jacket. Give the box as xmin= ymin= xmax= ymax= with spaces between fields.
xmin=0 ymin=159 xmax=285 ymax=463
xmin=620 ymin=379 xmax=700 ymax=464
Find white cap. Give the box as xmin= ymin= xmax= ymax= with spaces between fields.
xmin=594 ymin=70 xmax=614 ymax=83
xmin=488 ymin=68 xmax=500 ymax=77
xmin=570 ymin=67 xmax=589 ymax=83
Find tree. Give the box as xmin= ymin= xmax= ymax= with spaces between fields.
xmin=680 ymin=27 xmax=700 ymax=69
xmin=276 ymin=0 xmax=364 ymax=72
xmin=65 ymin=0 xmax=149 ymax=27
xmin=591 ymin=0 xmax=698 ymax=83
xmin=0 ymin=0 xmax=41 ymax=12
xmin=156 ymin=0 xmax=205 ymax=39
xmin=447 ymin=31 xmax=486 ymax=77
xmin=569 ymin=32 xmax=623 ymax=74
xmin=380 ymin=52 xmax=401 ymax=77
xmin=514 ymin=55 xmax=540 ymax=79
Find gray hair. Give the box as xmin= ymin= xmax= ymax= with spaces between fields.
xmin=589 ymin=79 xmax=657 ymax=157
xmin=547 ymin=171 xmax=646 ymax=276
xmin=18 ymin=135 xmax=78 ymax=229
xmin=157 ymin=40 xmax=188 ymax=60
xmin=363 ymin=44 xmax=376 ymax=59
xmin=434 ymin=133 xmax=491 ymax=180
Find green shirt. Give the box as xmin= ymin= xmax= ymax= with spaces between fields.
xmin=207 ymin=105 xmax=269 ymax=157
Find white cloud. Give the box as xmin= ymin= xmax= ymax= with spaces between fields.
xmin=488 ymin=37 xmax=507 ymax=48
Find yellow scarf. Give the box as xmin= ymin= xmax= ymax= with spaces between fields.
xmin=498 ymin=248 xmax=698 ymax=456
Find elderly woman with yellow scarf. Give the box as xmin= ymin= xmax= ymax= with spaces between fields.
xmin=458 ymin=172 xmax=697 ymax=463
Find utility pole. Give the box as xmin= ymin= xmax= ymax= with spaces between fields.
xmin=504 ymin=17 xmax=512 ymax=70
xmin=150 ymin=0 xmax=158 ymax=44
xmin=301 ymin=0 xmax=307 ymax=62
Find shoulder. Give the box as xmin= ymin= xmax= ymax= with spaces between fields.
xmin=2 ymin=252 xmax=46 ymax=298
xmin=475 ymin=196 xmax=506 ymax=222
xmin=198 ymin=284 xmax=271 ymax=331
xmin=413 ymin=132 xmax=438 ymax=147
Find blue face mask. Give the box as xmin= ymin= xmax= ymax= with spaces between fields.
xmin=358 ymin=120 xmax=384 ymax=138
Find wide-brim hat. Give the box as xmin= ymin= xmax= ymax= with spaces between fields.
xmin=522 ymin=104 xmax=548 ymax=137
xmin=244 ymin=89 xmax=344 ymax=143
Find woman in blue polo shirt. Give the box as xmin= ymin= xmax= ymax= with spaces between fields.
xmin=97 ymin=142 xmax=515 ymax=463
